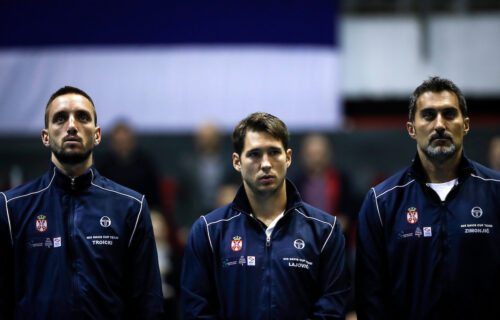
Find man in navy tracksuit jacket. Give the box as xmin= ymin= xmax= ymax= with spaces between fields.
xmin=356 ymin=77 xmax=500 ymax=319
xmin=182 ymin=112 xmax=350 ymax=319
xmin=0 ymin=86 xmax=163 ymax=319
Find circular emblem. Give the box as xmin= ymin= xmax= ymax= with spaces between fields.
xmin=471 ymin=206 xmax=483 ymax=218
xmin=406 ymin=207 xmax=418 ymax=224
xmin=100 ymin=216 xmax=111 ymax=228
xmin=294 ymin=239 xmax=305 ymax=250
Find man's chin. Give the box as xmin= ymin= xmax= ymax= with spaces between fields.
xmin=423 ymin=145 xmax=457 ymax=161
xmin=53 ymin=149 xmax=92 ymax=165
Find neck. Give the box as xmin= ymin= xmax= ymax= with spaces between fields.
xmin=52 ymin=154 xmax=93 ymax=178
xmin=418 ymin=149 xmax=462 ymax=183
xmin=245 ymin=181 xmax=287 ymax=226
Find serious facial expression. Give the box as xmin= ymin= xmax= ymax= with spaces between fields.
xmin=407 ymin=90 xmax=469 ymax=162
xmin=233 ymin=130 xmax=292 ymax=198
xmin=42 ymin=93 xmax=101 ymax=166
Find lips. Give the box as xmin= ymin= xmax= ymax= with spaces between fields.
xmin=259 ymin=175 xmax=275 ymax=182
xmin=63 ymin=136 xmax=82 ymax=143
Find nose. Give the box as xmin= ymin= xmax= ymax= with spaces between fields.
xmin=435 ymin=113 xmax=445 ymax=130
xmin=261 ymin=153 xmax=271 ymax=171
xmin=67 ymin=115 xmax=77 ymax=133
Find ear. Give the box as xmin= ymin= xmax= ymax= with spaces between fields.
xmin=94 ymin=126 xmax=102 ymax=146
xmin=232 ymin=152 xmax=241 ymax=172
xmin=463 ymin=117 xmax=470 ymax=135
xmin=41 ymin=129 xmax=50 ymax=147
xmin=406 ymin=121 xmax=416 ymax=140
xmin=286 ymin=149 xmax=292 ymax=168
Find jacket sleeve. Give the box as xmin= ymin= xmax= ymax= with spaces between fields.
xmin=355 ymin=189 xmax=390 ymax=320
xmin=0 ymin=193 xmax=14 ymax=319
xmin=309 ymin=218 xmax=350 ymax=319
xmin=181 ymin=217 xmax=220 ymax=319
xmin=125 ymin=197 xmax=164 ymax=319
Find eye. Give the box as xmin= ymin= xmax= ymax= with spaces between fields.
xmin=269 ymin=149 xmax=282 ymax=156
xmin=421 ymin=109 xmax=436 ymax=120
xmin=52 ymin=112 xmax=67 ymax=124
xmin=442 ymin=108 xmax=458 ymax=120
xmin=76 ymin=111 xmax=92 ymax=122
xmin=247 ymin=151 xmax=260 ymax=158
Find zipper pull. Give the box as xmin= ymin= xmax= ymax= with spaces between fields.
xmin=266 ymin=235 xmax=271 ymax=247
xmin=71 ymin=178 xmax=76 ymax=190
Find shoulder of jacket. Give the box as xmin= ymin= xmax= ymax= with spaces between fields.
xmin=293 ymin=204 xmax=337 ymax=228
xmin=371 ymin=167 xmax=415 ymax=200
xmin=202 ymin=204 xmax=244 ymax=227
xmin=2 ymin=173 xmax=54 ymax=204
xmin=91 ymin=175 xmax=144 ymax=204
xmin=469 ymin=161 xmax=500 ymax=183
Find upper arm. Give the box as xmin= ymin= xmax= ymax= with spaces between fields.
xmin=310 ymin=218 xmax=350 ymax=319
xmin=181 ymin=218 xmax=219 ymax=320
xmin=355 ymin=190 xmax=390 ymax=319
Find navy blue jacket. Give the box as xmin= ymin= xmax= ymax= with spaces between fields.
xmin=181 ymin=180 xmax=349 ymax=320
xmin=356 ymin=154 xmax=500 ymax=320
xmin=0 ymin=163 xmax=164 ymax=319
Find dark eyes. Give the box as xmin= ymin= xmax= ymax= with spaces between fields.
xmin=420 ymin=108 xmax=458 ymax=120
xmin=52 ymin=111 xmax=91 ymax=124
xmin=246 ymin=149 xmax=282 ymax=158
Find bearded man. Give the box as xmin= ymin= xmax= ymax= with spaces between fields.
xmin=0 ymin=86 xmax=164 ymax=319
xmin=356 ymin=77 xmax=500 ymax=320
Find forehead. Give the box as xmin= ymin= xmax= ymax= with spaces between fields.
xmin=243 ymin=130 xmax=284 ymax=151
xmin=48 ymin=93 xmax=95 ymax=118
xmin=416 ymin=90 xmax=459 ymax=112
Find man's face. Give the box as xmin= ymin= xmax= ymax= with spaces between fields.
xmin=407 ymin=90 xmax=469 ymax=162
xmin=42 ymin=93 xmax=101 ymax=165
xmin=233 ymin=130 xmax=292 ymax=198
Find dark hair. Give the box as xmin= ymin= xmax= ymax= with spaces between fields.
xmin=232 ymin=112 xmax=289 ymax=155
xmin=409 ymin=76 xmax=467 ymax=122
xmin=45 ymin=86 xmax=96 ymax=128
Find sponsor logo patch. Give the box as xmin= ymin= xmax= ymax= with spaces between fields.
xmin=294 ymin=239 xmax=305 ymax=250
xmin=53 ymin=237 xmax=62 ymax=247
xmin=100 ymin=216 xmax=111 ymax=227
xmin=423 ymin=227 xmax=432 ymax=237
xmin=471 ymin=206 xmax=483 ymax=219
xmin=247 ymin=256 xmax=256 ymax=266
xmin=415 ymin=227 xmax=422 ymax=237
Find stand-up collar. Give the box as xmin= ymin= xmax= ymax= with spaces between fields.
xmin=409 ymin=152 xmax=475 ymax=183
xmin=231 ymin=178 xmax=303 ymax=214
xmin=51 ymin=162 xmax=96 ymax=191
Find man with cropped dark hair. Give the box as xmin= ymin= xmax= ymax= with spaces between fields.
xmin=0 ymin=86 xmax=164 ymax=319
xmin=356 ymin=77 xmax=500 ymax=319
xmin=182 ymin=112 xmax=350 ymax=319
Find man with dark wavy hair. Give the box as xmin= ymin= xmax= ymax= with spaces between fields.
xmin=356 ymin=77 xmax=500 ymax=319
xmin=182 ymin=112 xmax=350 ymax=319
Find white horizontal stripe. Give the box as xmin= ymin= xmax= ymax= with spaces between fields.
xmin=471 ymin=174 xmax=500 ymax=183
xmin=376 ymin=180 xmax=415 ymax=199
xmin=0 ymin=45 xmax=341 ymax=133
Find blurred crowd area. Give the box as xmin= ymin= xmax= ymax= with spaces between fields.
xmin=1 ymin=120 xmax=499 ymax=319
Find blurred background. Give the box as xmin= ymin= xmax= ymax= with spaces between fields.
xmin=1 ymin=0 xmax=499 ymax=318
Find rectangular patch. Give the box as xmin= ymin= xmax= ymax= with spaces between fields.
xmin=247 ymin=256 xmax=255 ymax=266
xmin=423 ymin=227 xmax=432 ymax=237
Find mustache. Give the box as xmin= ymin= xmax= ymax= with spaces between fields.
xmin=429 ymin=132 xmax=452 ymax=142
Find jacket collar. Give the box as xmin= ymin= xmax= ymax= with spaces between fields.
xmin=231 ymin=178 xmax=303 ymax=215
xmin=50 ymin=162 xmax=97 ymax=191
xmin=409 ymin=151 xmax=475 ymax=183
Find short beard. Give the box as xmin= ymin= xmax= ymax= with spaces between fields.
xmin=52 ymin=148 xmax=92 ymax=165
xmin=421 ymin=143 xmax=457 ymax=162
